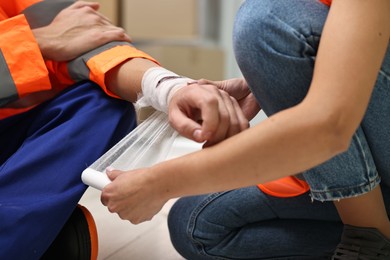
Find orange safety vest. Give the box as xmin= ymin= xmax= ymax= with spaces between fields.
xmin=0 ymin=0 xmax=158 ymax=120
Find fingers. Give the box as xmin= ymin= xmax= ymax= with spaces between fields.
xmin=239 ymin=92 xmax=261 ymax=120
xmin=169 ymin=84 xmax=249 ymax=146
xmin=169 ymin=85 xmax=220 ymax=142
xmin=100 ymin=172 xmax=163 ymax=224
xmin=92 ymin=26 xmax=132 ymax=44
xmin=75 ymin=3 xmax=132 ymax=42
xmin=69 ymin=1 xmax=100 ymax=11
xmin=106 ymin=168 xmax=123 ymax=181
xmin=68 ymin=1 xmax=114 ymax=25
xmin=200 ymin=89 xmax=231 ymax=146
xmin=198 ymin=78 xmax=260 ymax=121
xmin=169 ymin=107 xmax=204 ymax=142
xmin=203 ymin=90 xmax=249 ymax=147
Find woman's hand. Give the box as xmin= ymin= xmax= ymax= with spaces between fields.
xmin=197 ymin=78 xmax=260 ymax=121
xmin=101 ymin=168 xmax=168 ymax=224
xmin=168 ymin=83 xmax=247 ymax=147
xmin=168 ymin=78 xmax=260 ymax=147
xmin=32 ymin=1 xmax=131 ymax=61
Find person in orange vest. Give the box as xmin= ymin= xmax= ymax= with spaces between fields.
xmin=0 ymin=1 xmax=258 ymax=259
xmin=100 ymin=0 xmax=390 ymax=258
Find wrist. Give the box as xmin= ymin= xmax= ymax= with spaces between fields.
xmin=146 ymin=163 xmax=178 ymax=201
xmin=137 ymin=67 xmax=193 ymax=113
xmin=32 ymin=27 xmax=53 ymax=60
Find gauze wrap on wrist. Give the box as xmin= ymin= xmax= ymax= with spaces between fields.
xmin=137 ymin=67 xmax=193 ymax=113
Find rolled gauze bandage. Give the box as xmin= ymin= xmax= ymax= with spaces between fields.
xmin=136 ymin=67 xmax=193 ymax=113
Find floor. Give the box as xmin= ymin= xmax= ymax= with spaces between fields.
xmin=79 ymin=111 xmax=266 ymax=260
xmin=80 ymin=189 xmax=184 ymax=260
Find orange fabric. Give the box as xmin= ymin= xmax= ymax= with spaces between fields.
xmin=78 ymin=205 xmax=99 ymax=260
xmin=0 ymin=107 xmax=34 ymax=120
xmin=1 ymin=0 xmax=42 ymax=17
xmin=319 ymin=0 xmax=332 ymax=6
xmin=0 ymin=13 xmax=51 ymax=119
xmin=258 ymin=176 xmax=310 ymax=198
xmin=0 ymin=15 xmax=51 ymax=97
xmin=0 ymin=0 xmax=159 ymax=120
xmin=87 ymin=45 xmax=159 ymax=98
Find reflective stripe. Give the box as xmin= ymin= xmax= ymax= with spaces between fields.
xmin=0 ymin=50 xmax=18 ymax=107
xmin=22 ymin=0 xmax=74 ymax=29
xmin=67 ymin=42 xmax=134 ymax=82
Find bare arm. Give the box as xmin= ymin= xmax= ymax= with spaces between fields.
xmin=104 ymin=58 xmax=159 ymax=102
xmin=101 ymin=0 xmax=390 ymax=223
xmin=155 ymin=0 xmax=390 ymax=197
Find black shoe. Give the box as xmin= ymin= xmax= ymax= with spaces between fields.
xmin=41 ymin=205 xmax=98 ymax=260
xmin=332 ymin=224 xmax=390 ymax=260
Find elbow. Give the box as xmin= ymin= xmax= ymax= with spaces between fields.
xmin=320 ymin=115 xmax=355 ymax=156
xmin=327 ymin=129 xmax=352 ymax=155
xmin=299 ymin=99 xmax=363 ymax=158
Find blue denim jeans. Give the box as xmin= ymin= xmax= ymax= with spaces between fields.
xmin=168 ymin=0 xmax=390 ymax=259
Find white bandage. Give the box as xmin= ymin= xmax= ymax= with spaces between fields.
xmin=137 ymin=67 xmax=193 ymax=113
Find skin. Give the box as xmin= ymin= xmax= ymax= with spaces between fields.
xmin=104 ymin=58 xmax=258 ymax=145
xmin=101 ymin=0 xmax=390 ymax=237
xmin=33 ymin=1 xmax=132 ymax=61
xmin=29 ymin=1 xmax=256 ymax=145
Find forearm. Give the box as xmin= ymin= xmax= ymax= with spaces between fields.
xmin=105 ymin=58 xmax=160 ymax=102
xmin=308 ymin=0 xmax=390 ymax=137
xmin=148 ymin=0 xmax=390 ymax=200
xmin=152 ymin=103 xmax=342 ymax=198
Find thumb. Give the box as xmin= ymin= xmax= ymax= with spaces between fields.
xmin=106 ymin=167 xmax=122 ymax=181
xmin=71 ymin=1 xmax=100 ymax=11
xmin=197 ymin=79 xmax=223 ymax=88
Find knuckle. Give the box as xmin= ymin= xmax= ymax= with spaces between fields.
xmin=107 ymin=205 xmax=116 ymax=213
xmin=201 ymin=95 xmax=218 ymax=107
xmin=239 ymin=119 xmax=250 ymax=130
xmin=230 ymin=118 xmax=240 ymax=129
xmin=219 ymin=110 xmax=230 ymax=122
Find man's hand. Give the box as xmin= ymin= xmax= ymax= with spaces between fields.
xmin=32 ymin=1 xmax=131 ymax=61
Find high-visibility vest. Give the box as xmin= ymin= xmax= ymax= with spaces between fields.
xmin=0 ymin=0 xmax=158 ymax=120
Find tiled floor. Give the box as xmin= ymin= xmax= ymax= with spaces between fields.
xmin=80 ymin=189 xmax=184 ymax=260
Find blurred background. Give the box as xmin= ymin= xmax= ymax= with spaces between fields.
xmin=89 ymin=0 xmax=244 ymax=80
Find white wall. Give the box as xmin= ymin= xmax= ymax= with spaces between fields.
xmin=218 ymin=0 xmax=244 ymax=79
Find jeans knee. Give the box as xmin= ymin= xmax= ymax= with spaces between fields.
xmin=168 ymin=196 xmax=233 ymax=259
xmin=233 ymin=0 xmax=272 ymax=64
xmin=233 ymin=0 xmax=326 ymax=115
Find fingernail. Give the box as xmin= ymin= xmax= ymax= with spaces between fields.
xmin=193 ymin=129 xmax=202 ymax=140
xmin=106 ymin=166 xmax=115 ymax=172
xmin=187 ymin=81 xmax=198 ymax=86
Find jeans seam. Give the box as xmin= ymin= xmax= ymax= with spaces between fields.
xmin=186 ymin=191 xmax=233 ymax=260
xmin=309 ymin=128 xmax=381 ymax=201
